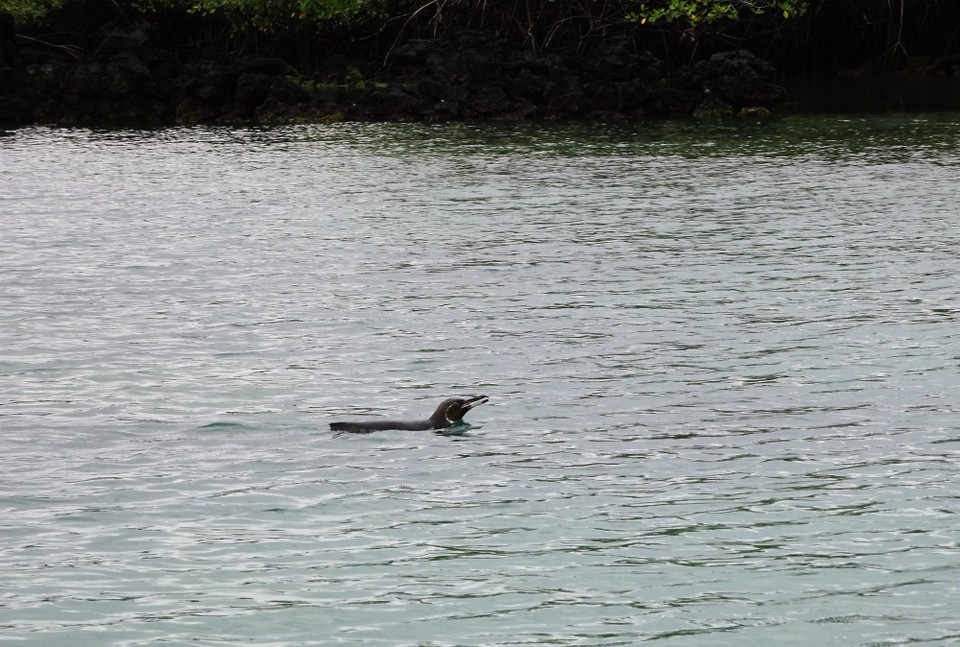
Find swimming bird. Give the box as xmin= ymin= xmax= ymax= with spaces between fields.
xmin=330 ymin=395 xmax=489 ymax=433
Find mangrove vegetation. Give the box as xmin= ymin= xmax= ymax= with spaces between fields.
xmin=1 ymin=0 xmax=958 ymax=125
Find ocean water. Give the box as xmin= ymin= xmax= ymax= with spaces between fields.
xmin=2 ymin=116 xmax=959 ymax=646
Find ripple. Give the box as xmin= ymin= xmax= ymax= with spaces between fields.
xmin=2 ymin=118 xmax=960 ymax=646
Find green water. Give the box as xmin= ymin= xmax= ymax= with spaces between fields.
xmin=2 ymin=115 xmax=959 ymax=646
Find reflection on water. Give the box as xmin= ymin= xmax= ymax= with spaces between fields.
xmin=1 ymin=116 xmax=959 ymax=646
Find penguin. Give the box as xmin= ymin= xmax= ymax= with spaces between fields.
xmin=330 ymin=395 xmax=488 ymax=433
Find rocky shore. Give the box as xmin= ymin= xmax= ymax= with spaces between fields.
xmin=0 ymin=13 xmax=788 ymax=126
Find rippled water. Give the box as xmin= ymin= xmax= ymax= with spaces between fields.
xmin=2 ymin=116 xmax=959 ymax=646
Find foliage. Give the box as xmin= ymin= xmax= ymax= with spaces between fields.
xmin=1 ymin=0 xmax=382 ymax=27
xmin=3 ymin=0 xmax=809 ymax=29
xmin=181 ymin=0 xmax=377 ymax=22
xmin=630 ymin=0 xmax=809 ymax=26
xmin=1 ymin=0 xmax=64 ymax=23
xmin=297 ymin=0 xmax=373 ymax=20
xmin=122 ymin=0 xmax=382 ymax=29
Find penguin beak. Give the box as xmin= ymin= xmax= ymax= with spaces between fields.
xmin=461 ymin=394 xmax=489 ymax=411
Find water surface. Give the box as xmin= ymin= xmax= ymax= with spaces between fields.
xmin=2 ymin=116 xmax=959 ymax=645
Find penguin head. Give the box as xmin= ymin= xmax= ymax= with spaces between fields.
xmin=431 ymin=394 xmax=489 ymax=428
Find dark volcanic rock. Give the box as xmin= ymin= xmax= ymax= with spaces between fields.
xmin=681 ymin=49 xmax=786 ymax=109
xmin=377 ymin=29 xmax=668 ymax=120
xmin=1 ymin=11 xmax=18 ymax=71
xmin=0 ymin=11 xmax=26 ymax=123
xmin=181 ymin=56 xmax=307 ymax=121
xmin=1 ymin=13 xmax=787 ymax=126
xmin=67 ymin=25 xmax=176 ymax=122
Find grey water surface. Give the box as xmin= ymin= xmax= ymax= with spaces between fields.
xmin=2 ymin=116 xmax=959 ymax=646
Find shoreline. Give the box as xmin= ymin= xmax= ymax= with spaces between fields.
xmin=2 ymin=13 xmax=958 ymax=128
